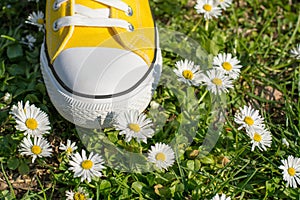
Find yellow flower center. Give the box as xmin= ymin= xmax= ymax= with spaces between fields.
xmin=37 ymin=18 xmax=44 ymax=25
xmin=66 ymin=147 xmax=73 ymax=154
xmin=220 ymin=0 xmax=224 ymax=2
xmin=182 ymin=70 xmax=194 ymax=80
xmin=155 ymin=152 xmax=166 ymax=161
xmin=25 ymin=118 xmax=38 ymax=130
xmin=244 ymin=116 xmax=254 ymax=126
xmin=203 ymin=4 xmax=212 ymax=12
xmin=253 ymin=133 xmax=262 ymax=142
xmin=81 ymin=160 xmax=93 ymax=170
xmin=212 ymin=78 xmax=223 ymax=86
xmin=31 ymin=145 xmax=42 ymax=155
xmin=288 ymin=167 xmax=296 ymax=176
xmin=222 ymin=62 xmax=233 ymax=71
xmin=74 ymin=192 xmax=86 ymax=200
xmin=128 ymin=123 xmax=141 ymax=132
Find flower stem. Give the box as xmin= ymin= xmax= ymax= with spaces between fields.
xmin=205 ymin=20 xmax=209 ymax=31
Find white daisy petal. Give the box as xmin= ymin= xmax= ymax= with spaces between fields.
xmin=279 ymin=155 xmax=300 ymax=188
xmin=213 ymin=53 xmax=242 ymax=79
xmin=10 ymin=101 xmax=51 ymax=137
xmin=290 ymin=44 xmax=300 ymax=60
xmin=65 ymin=187 xmax=92 ymax=200
xmin=211 ymin=193 xmax=231 ymax=200
xmin=147 ymin=142 xmax=175 ymax=170
xmin=234 ymin=105 xmax=265 ymax=131
xmin=247 ymin=127 xmax=272 ymax=151
xmin=59 ymin=139 xmax=78 ymax=156
xmin=19 ymin=136 xmax=52 ymax=163
xmin=173 ymin=59 xmax=204 ymax=86
xmin=26 ymin=11 xmax=45 ymax=31
xmin=202 ymin=69 xmax=233 ymax=94
xmin=114 ymin=110 xmax=154 ymax=143
xmin=69 ymin=149 xmax=105 ymax=183
xmin=216 ymin=0 xmax=233 ymax=10
xmin=195 ymin=0 xmax=222 ymax=20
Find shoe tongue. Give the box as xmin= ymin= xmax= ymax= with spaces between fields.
xmin=110 ymin=0 xmax=156 ymax=67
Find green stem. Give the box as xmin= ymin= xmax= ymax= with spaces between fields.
xmin=0 ymin=162 xmax=16 ymax=199
xmin=205 ymin=20 xmax=209 ymax=31
xmin=36 ymin=175 xmax=47 ymax=200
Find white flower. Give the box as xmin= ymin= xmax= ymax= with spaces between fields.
xmin=248 ymin=127 xmax=272 ymax=151
xmin=147 ymin=143 xmax=175 ymax=170
xmin=10 ymin=101 xmax=51 ymax=137
xmin=3 ymin=92 xmax=11 ymax=102
xmin=114 ymin=110 xmax=154 ymax=143
xmin=279 ymin=155 xmax=300 ymax=188
xmin=290 ymin=44 xmax=300 ymax=60
xmin=26 ymin=11 xmax=44 ymax=31
xmin=202 ymin=69 xmax=233 ymax=94
xmin=213 ymin=53 xmax=242 ymax=79
xmin=173 ymin=59 xmax=203 ymax=86
xmin=234 ymin=105 xmax=265 ymax=131
xmin=59 ymin=139 xmax=78 ymax=156
xmin=282 ymin=138 xmax=289 ymax=147
xmin=65 ymin=187 xmax=92 ymax=200
xmin=216 ymin=0 xmax=233 ymax=10
xmin=195 ymin=0 xmax=222 ymax=20
xmin=19 ymin=136 xmax=52 ymax=163
xmin=22 ymin=34 xmax=36 ymax=50
xmin=69 ymin=149 xmax=105 ymax=183
xmin=211 ymin=193 xmax=231 ymax=200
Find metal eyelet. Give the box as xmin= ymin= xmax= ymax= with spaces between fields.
xmin=53 ymin=21 xmax=59 ymax=31
xmin=128 ymin=24 xmax=134 ymax=32
xmin=126 ymin=6 xmax=133 ymax=16
xmin=53 ymin=2 xmax=60 ymax=11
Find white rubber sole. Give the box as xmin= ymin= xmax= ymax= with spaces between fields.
xmin=40 ymin=43 xmax=162 ymax=129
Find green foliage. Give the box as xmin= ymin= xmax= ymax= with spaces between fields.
xmin=0 ymin=0 xmax=299 ymax=199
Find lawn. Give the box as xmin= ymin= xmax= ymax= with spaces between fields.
xmin=0 ymin=0 xmax=299 ymax=199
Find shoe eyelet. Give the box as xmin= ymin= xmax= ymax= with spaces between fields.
xmin=53 ymin=21 xmax=59 ymax=31
xmin=128 ymin=24 xmax=134 ymax=32
xmin=53 ymin=2 xmax=60 ymax=11
xmin=126 ymin=6 xmax=133 ymax=16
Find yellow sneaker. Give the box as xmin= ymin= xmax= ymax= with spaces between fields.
xmin=40 ymin=0 xmax=162 ymax=128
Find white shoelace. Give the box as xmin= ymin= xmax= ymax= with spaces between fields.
xmin=52 ymin=0 xmax=134 ymax=32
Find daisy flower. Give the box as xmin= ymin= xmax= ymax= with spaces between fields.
xmin=147 ymin=143 xmax=175 ymax=170
xmin=69 ymin=149 xmax=105 ymax=183
xmin=65 ymin=187 xmax=91 ymax=200
xmin=114 ymin=110 xmax=154 ymax=143
xmin=282 ymin=138 xmax=289 ymax=147
xmin=3 ymin=92 xmax=11 ymax=103
xmin=211 ymin=194 xmax=231 ymax=200
xmin=26 ymin=11 xmax=44 ymax=31
xmin=59 ymin=139 xmax=78 ymax=156
xmin=173 ymin=59 xmax=203 ymax=86
xmin=248 ymin=127 xmax=272 ymax=151
xmin=290 ymin=44 xmax=300 ymax=60
xmin=202 ymin=69 xmax=233 ymax=94
xmin=195 ymin=0 xmax=222 ymax=20
xmin=213 ymin=53 xmax=242 ymax=79
xmin=21 ymin=34 xmax=36 ymax=50
xmin=216 ymin=0 xmax=233 ymax=10
xmin=234 ymin=105 xmax=265 ymax=131
xmin=10 ymin=101 xmax=51 ymax=137
xmin=279 ymin=155 xmax=300 ymax=188
xmin=19 ymin=136 xmax=52 ymax=163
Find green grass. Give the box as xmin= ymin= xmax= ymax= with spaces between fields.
xmin=0 ymin=0 xmax=299 ymax=199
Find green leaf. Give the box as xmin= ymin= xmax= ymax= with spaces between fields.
xmin=7 ymin=157 xmax=19 ymax=170
xmin=7 ymin=44 xmax=23 ymax=60
xmin=18 ymin=161 xmax=29 ymax=175
xmin=99 ymin=180 xmax=111 ymax=192
xmin=186 ymin=160 xmax=195 ymax=171
xmin=132 ymin=181 xmax=144 ymax=194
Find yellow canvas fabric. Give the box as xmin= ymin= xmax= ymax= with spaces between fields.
xmin=46 ymin=0 xmax=155 ymax=66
